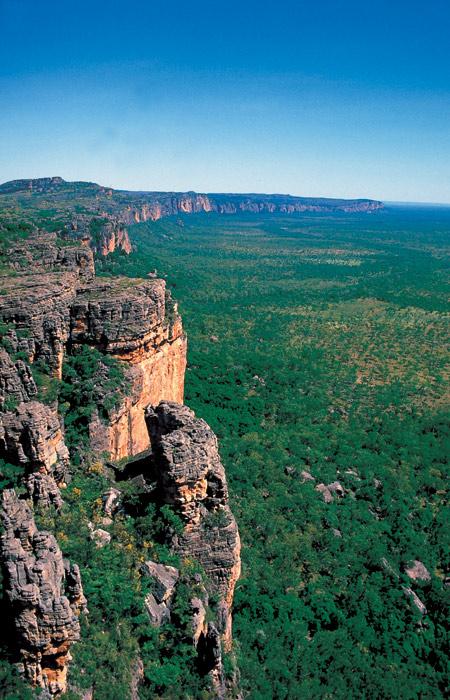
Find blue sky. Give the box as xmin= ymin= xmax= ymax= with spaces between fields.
xmin=1 ymin=0 xmax=449 ymax=202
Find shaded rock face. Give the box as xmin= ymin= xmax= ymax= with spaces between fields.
xmin=0 ymin=401 xmax=70 ymax=483
xmin=145 ymin=401 xmax=241 ymax=652
xmin=0 ymin=490 xmax=86 ymax=695
xmin=142 ymin=560 xmax=179 ymax=626
xmin=64 ymin=214 xmax=132 ymax=257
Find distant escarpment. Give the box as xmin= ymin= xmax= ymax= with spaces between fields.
xmin=0 ymin=217 xmax=240 ymax=696
xmin=122 ymin=191 xmax=383 ymax=223
xmin=0 ymin=176 xmax=384 ymax=259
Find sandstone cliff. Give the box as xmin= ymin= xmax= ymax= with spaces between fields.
xmin=0 ymin=489 xmax=86 ymax=695
xmin=145 ymin=402 xmax=241 ymax=652
xmin=0 ymin=205 xmax=240 ymax=697
xmin=64 ymin=214 xmax=133 ymax=257
xmin=142 ymin=401 xmax=241 ymax=695
xmin=0 ymin=231 xmax=186 ymax=469
xmin=75 ymin=277 xmax=186 ymax=458
xmin=121 ymin=192 xmax=383 ymax=223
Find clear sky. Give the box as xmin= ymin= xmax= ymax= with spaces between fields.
xmin=1 ymin=0 xmax=449 ymax=202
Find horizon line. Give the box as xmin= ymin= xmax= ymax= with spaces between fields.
xmin=1 ymin=175 xmax=450 ymax=208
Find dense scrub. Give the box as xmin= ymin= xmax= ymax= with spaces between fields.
xmin=98 ymin=206 xmax=449 ymax=699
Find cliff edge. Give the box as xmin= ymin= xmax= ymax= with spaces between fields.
xmin=0 ymin=222 xmax=240 ymax=697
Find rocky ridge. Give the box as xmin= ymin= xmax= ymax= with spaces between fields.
xmin=0 ymin=221 xmax=240 ymax=696
xmin=0 ymin=231 xmax=186 ymax=471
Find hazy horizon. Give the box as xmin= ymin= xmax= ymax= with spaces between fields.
xmin=3 ymin=174 xmax=450 ymax=207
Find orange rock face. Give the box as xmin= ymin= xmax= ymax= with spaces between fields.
xmin=73 ymin=277 xmax=187 ymax=459
xmin=96 ymin=224 xmax=132 ymax=256
xmin=106 ymin=329 xmax=187 ymax=458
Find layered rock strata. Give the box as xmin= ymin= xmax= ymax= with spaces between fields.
xmin=0 ymin=232 xmax=186 ymax=477
xmin=73 ymin=277 xmax=186 ymax=458
xmin=145 ymin=401 xmax=241 ymax=652
xmin=0 ymin=489 xmax=86 ymax=695
xmin=0 ymin=401 xmax=70 ymax=483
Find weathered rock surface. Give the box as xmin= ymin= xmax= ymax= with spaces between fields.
xmin=0 ymin=231 xmax=186 ymax=466
xmin=26 ymin=472 xmax=64 ymax=510
xmin=0 ymin=348 xmax=38 ymax=407
xmin=316 ymin=480 xmax=345 ymax=502
xmin=0 ymin=401 xmax=70 ymax=483
xmin=88 ymin=524 xmax=111 ymax=548
xmin=102 ymin=487 xmax=121 ymax=517
xmin=145 ymin=401 xmax=241 ymax=652
xmin=403 ymin=586 xmax=427 ymax=615
xmin=300 ymin=470 xmax=315 ymax=482
xmin=0 ymin=271 xmax=80 ymax=378
xmin=315 ymin=483 xmax=333 ymax=503
xmin=74 ymin=277 xmax=186 ymax=458
xmin=5 ymin=231 xmax=95 ymax=280
xmin=142 ymin=560 xmax=179 ymax=626
xmin=0 ymin=489 xmax=86 ymax=695
xmin=404 ymin=560 xmax=431 ymax=582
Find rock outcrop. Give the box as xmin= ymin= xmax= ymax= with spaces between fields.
xmin=0 ymin=401 xmax=70 ymax=483
xmin=145 ymin=402 xmax=241 ymax=652
xmin=142 ymin=560 xmax=179 ymax=626
xmin=73 ymin=277 xmax=186 ymax=458
xmin=404 ymin=560 xmax=431 ymax=582
xmin=0 ymin=231 xmax=186 ymax=468
xmin=0 ymin=489 xmax=86 ymax=695
xmin=0 ymin=348 xmax=38 ymax=407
